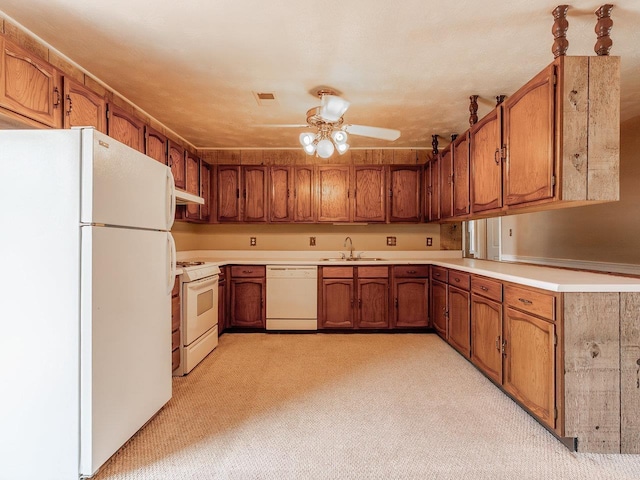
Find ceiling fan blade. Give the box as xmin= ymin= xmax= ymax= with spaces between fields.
xmin=252 ymin=124 xmax=309 ymax=128
xmin=319 ymin=95 xmax=350 ymax=122
xmin=343 ymin=124 xmax=401 ymax=141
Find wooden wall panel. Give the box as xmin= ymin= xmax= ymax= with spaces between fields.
xmin=621 ymin=292 xmax=640 ymax=453
xmin=563 ymin=292 xmax=620 ymax=453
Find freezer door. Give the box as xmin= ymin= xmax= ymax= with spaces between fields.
xmin=80 ymin=225 xmax=172 ymax=476
xmin=80 ymin=128 xmax=176 ymax=231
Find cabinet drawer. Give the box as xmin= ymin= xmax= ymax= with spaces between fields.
xmin=171 ymin=296 xmax=180 ymax=331
xmin=393 ymin=265 xmax=429 ymax=278
xmin=322 ymin=266 xmax=354 ymax=278
xmin=505 ymin=284 xmax=555 ymax=321
xmin=358 ymin=266 xmax=389 ymax=278
xmin=231 ymin=265 xmax=266 ymax=277
xmin=448 ymin=270 xmax=470 ymax=290
xmin=431 ymin=266 xmax=448 ymax=282
xmin=471 ymin=275 xmax=503 ymax=302
xmin=172 ymin=329 xmax=180 ymax=350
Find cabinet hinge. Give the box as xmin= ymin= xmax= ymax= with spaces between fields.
xmin=500 ymin=146 xmax=507 ymax=160
xmin=553 ymin=73 xmax=557 ymax=86
xmin=551 ymin=175 xmax=556 ymax=187
xmin=554 ymin=407 xmax=558 ymax=420
xmin=554 ymin=333 xmax=558 ymax=346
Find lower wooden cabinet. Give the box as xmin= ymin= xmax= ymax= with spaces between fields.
xmin=470 ymin=293 xmax=503 ymax=384
xmin=392 ymin=266 xmax=429 ymax=328
xmin=431 ymin=279 xmax=448 ymax=339
xmin=448 ymin=285 xmax=470 ymax=358
xmin=230 ymin=266 xmax=265 ymax=328
xmin=321 ymin=277 xmax=355 ymax=329
xmin=356 ymin=267 xmax=389 ymax=328
xmin=217 ymin=267 xmax=227 ymax=335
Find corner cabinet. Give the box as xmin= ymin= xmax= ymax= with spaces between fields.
xmin=229 ymin=266 xmax=266 ymax=328
xmin=0 ymin=36 xmax=63 ymax=128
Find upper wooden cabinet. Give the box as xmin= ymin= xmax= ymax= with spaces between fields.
xmin=439 ymin=147 xmax=453 ymax=219
xmin=184 ymin=152 xmax=201 ymax=220
xmin=0 ymin=36 xmax=63 ymax=128
xmin=353 ymin=166 xmax=386 ymax=222
xmin=200 ymin=162 xmax=212 ymax=222
xmin=388 ymin=165 xmax=422 ymax=222
xmin=63 ymin=77 xmax=106 ymax=133
xmin=107 ymin=103 xmax=145 ymax=153
xmin=145 ymin=126 xmax=167 ymax=164
xmin=294 ymin=166 xmax=315 ymax=222
xmin=503 ymin=63 xmax=555 ymax=207
xmin=317 ymin=165 xmax=351 ymax=222
xmin=217 ymin=166 xmax=268 ymax=222
xmin=426 ymin=158 xmax=440 ymax=222
xmin=168 ymin=140 xmax=186 ymax=190
xmin=470 ymin=107 xmax=502 ymax=214
xmin=270 ymin=166 xmax=294 ymax=223
xmin=452 ymin=133 xmax=470 ymax=217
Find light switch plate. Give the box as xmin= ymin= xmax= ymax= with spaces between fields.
xmin=310 ymin=236 xmax=316 ymax=246
xmin=386 ymin=236 xmax=397 ymax=246
xmin=426 ymin=237 xmax=433 ymax=247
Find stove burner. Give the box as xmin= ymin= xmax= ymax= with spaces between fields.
xmin=177 ymin=261 xmax=205 ymax=267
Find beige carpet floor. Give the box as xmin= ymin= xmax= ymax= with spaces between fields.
xmin=93 ymin=333 xmax=640 ymax=479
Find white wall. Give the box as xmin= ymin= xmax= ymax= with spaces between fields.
xmin=501 ymin=115 xmax=640 ymax=273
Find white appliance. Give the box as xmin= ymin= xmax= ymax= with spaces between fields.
xmin=266 ymin=266 xmax=318 ymax=330
xmin=0 ymin=128 xmax=176 ymax=480
xmin=173 ymin=261 xmax=220 ymax=376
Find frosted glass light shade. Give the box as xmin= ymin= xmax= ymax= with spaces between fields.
xmin=331 ymin=130 xmax=348 ymax=144
xmin=320 ymin=95 xmax=350 ymax=122
xmin=336 ymin=143 xmax=350 ymax=155
xmin=299 ymin=132 xmax=316 ymax=146
xmin=303 ymin=143 xmax=316 ymax=155
xmin=316 ymin=138 xmax=335 ymax=158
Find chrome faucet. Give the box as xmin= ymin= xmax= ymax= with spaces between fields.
xmin=343 ymin=236 xmax=354 ymax=260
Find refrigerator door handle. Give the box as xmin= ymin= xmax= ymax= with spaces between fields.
xmin=166 ymin=168 xmax=176 ymax=230
xmin=167 ymin=233 xmax=177 ymax=295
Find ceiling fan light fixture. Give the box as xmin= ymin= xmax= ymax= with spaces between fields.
xmin=320 ymin=94 xmax=350 ymax=122
xmin=331 ymin=130 xmax=348 ymax=144
xmin=316 ymin=138 xmax=335 ymax=158
xmin=303 ymin=142 xmax=317 ymax=155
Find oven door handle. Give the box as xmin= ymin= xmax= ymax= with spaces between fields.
xmin=186 ymin=276 xmax=218 ymax=292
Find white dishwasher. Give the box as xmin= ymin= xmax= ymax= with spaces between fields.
xmin=266 ymin=266 xmax=318 ymax=330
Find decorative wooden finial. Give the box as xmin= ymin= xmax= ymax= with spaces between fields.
xmin=431 ymin=135 xmax=439 ymax=156
xmin=594 ymin=4 xmax=613 ymax=56
xmin=469 ymin=95 xmax=479 ymax=127
xmin=451 ymin=134 xmax=458 ymax=142
xmin=496 ymin=95 xmax=506 ymax=106
xmin=552 ymin=5 xmax=569 ymax=58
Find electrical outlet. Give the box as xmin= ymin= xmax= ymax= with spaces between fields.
xmin=386 ymin=236 xmax=397 ymax=246
xmin=310 ymin=236 xmax=316 ymax=246
xmin=509 ymin=229 xmax=513 ymax=237
xmin=250 ymin=237 xmax=257 ymax=246
xmin=426 ymin=237 xmax=433 ymax=247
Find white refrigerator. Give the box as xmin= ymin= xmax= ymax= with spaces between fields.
xmin=0 ymin=128 xmax=176 ymax=479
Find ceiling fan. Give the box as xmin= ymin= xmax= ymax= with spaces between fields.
xmin=278 ymin=89 xmax=401 ymax=158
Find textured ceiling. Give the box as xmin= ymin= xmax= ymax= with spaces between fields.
xmin=1 ymin=0 xmax=639 ymax=150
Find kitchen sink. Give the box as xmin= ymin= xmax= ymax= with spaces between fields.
xmin=319 ymin=257 xmax=386 ymax=262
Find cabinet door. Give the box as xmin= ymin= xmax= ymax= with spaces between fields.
xmin=217 ymin=166 xmax=241 ymax=222
xmin=145 ymin=126 xmax=167 ymax=164
xmin=357 ymin=278 xmax=389 ymax=328
xmin=243 ymin=166 xmax=268 ymax=222
xmin=63 ymin=77 xmax=106 ymax=133
xmin=470 ymin=294 xmax=503 ymax=384
xmin=317 ymin=166 xmax=350 ymax=222
xmin=431 ymin=279 xmax=448 ymax=339
xmin=320 ymin=279 xmax=354 ymax=329
xmin=168 ymin=140 xmax=186 ymax=189
xmin=453 ymin=133 xmax=470 ymax=216
xmin=428 ymin=158 xmax=440 ymax=221
xmin=200 ymin=162 xmax=211 ymax=222
xmin=448 ymin=286 xmax=471 ymax=358
xmin=440 ymin=149 xmax=453 ymax=219
xmin=389 ymin=166 xmax=422 ymax=222
xmin=270 ymin=166 xmax=293 ymax=222
xmin=394 ymin=278 xmax=429 ymax=327
xmin=230 ymin=278 xmax=265 ymax=328
xmin=294 ymin=166 xmax=315 ymax=222
xmin=503 ymin=307 xmax=556 ymax=428
xmin=470 ymin=108 xmax=502 ymax=213
xmin=184 ymin=153 xmax=200 ymax=220
xmin=424 ymin=161 xmax=432 ymax=222
xmin=503 ymin=64 xmax=556 ymax=207
xmin=107 ymin=103 xmax=145 ymax=153
xmin=353 ymin=166 xmax=386 ymax=222
xmin=0 ymin=37 xmax=62 ymax=128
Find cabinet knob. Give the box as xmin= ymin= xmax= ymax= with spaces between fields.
xmin=454 ymin=277 xmax=460 ymax=282
xmin=242 ymin=270 xmax=253 ymax=274
xmin=480 ymin=286 xmax=488 ymax=291
xmin=408 ymin=270 xmax=417 ymax=274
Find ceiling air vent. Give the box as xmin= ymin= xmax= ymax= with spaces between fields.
xmin=253 ymin=91 xmax=278 ymax=106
